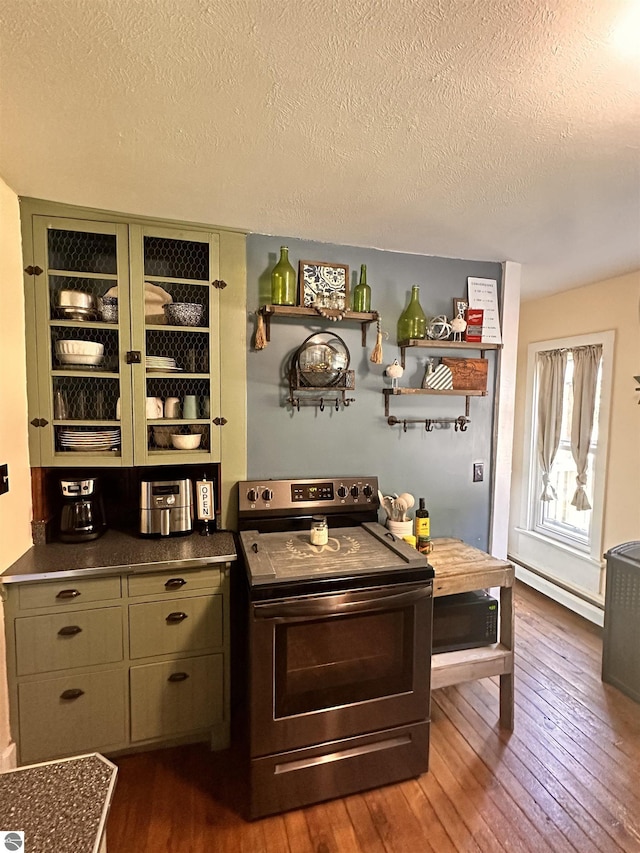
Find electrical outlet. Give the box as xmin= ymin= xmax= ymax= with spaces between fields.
xmin=473 ymin=462 xmax=484 ymax=483
xmin=0 ymin=464 xmax=8 ymax=495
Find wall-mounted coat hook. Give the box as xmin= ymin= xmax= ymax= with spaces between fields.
xmin=319 ymin=398 xmax=325 ymax=411
xmin=425 ymin=419 xmax=433 ymax=432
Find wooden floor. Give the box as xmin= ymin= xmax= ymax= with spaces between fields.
xmin=106 ymin=582 xmax=640 ymax=852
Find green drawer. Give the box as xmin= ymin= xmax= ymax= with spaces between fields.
xmin=130 ymin=654 xmax=223 ymax=742
xmin=18 ymin=668 xmax=127 ymax=763
xmin=18 ymin=576 xmax=121 ymax=610
xmin=15 ymin=607 xmax=123 ymax=676
xmin=127 ymin=567 xmax=221 ymax=598
xmin=128 ymin=594 xmax=222 ymax=660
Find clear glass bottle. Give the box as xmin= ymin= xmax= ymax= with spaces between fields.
xmin=270 ymin=246 xmax=296 ymax=305
xmin=397 ymin=285 xmax=427 ymax=341
xmin=310 ymin=514 xmax=328 ymax=546
xmin=352 ymin=264 xmax=371 ymax=312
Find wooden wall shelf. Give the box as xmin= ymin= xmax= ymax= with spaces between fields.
xmin=259 ymin=305 xmax=378 ymax=347
xmin=397 ymin=338 xmax=502 ymax=367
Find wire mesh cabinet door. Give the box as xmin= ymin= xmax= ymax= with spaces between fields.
xmin=128 ymin=224 xmax=221 ymax=465
xmin=30 ymin=215 xmax=133 ymax=467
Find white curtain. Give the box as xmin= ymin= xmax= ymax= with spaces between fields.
xmin=536 ymin=349 xmax=567 ymax=501
xmin=570 ymin=344 xmax=602 ymax=510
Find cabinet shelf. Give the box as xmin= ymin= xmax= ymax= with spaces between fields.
xmin=259 ymin=304 xmax=378 ymax=347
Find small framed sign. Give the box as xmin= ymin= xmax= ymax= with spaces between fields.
xmin=299 ymin=261 xmax=349 ymax=308
xmin=196 ymin=478 xmax=215 ymax=535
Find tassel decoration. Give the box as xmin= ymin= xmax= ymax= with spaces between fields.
xmin=254 ymin=312 xmax=267 ymax=350
xmin=369 ymin=314 xmax=383 ymax=364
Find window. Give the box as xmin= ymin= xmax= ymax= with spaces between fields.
xmin=534 ymin=351 xmax=602 ymax=549
xmin=525 ymin=332 xmax=614 ymax=561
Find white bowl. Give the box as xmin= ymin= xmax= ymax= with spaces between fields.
xmin=57 ymin=353 xmax=104 ymax=366
xmin=55 ymin=339 xmax=104 ymax=356
xmin=171 ymin=433 xmax=202 ymax=450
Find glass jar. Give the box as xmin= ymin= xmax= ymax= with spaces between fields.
xmin=397 ymin=285 xmax=427 ymax=341
xmin=270 ymin=246 xmax=296 ymax=305
xmin=310 ymin=515 xmax=328 ymax=546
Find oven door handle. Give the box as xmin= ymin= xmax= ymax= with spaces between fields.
xmin=253 ymin=584 xmax=432 ymax=620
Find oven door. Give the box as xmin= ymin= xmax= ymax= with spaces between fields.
xmin=249 ymin=580 xmax=433 ymax=757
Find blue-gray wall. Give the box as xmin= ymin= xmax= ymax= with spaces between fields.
xmin=246 ymin=235 xmax=502 ymax=550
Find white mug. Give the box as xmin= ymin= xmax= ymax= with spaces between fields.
xmin=146 ymin=396 xmax=163 ymax=419
xmin=164 ymin=397 xmax=180 ymax=418
xmin=115 ymin=397 xmax=121 ymax=420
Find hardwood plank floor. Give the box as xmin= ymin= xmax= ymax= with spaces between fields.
xmin=106 ymin=582 xmax=640 ymax=852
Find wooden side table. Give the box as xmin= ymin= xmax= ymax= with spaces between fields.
xmin=428 ymin=537 xmax=514 ymax=729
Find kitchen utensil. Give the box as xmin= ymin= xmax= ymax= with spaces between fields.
xmin=182 ymin=395 xmax=198 ymax=419
xmin=104 ymin=282 xmax=172 ymax=324
xmin=164 ymin=397 xmax=180 ymax=418
xmin=170 ymin=433 xmax=202 ymax=450
xmin=146 ymin=396 xmax=163 ymax=419
xmin=163 ymin=302 xmax=205 ymax=327
xmin=396 ymin=493 xmax=415 ymax=520
xmin=56 ymin=340 xmax=104 ymax=356
xmin=55 ymin=290 xmax=97 ymax=320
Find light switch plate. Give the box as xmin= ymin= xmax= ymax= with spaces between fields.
xmin=0 ymin=464 xmax=8 ymax=495
xmin=473 ymin=462 xmax=484 ymax=483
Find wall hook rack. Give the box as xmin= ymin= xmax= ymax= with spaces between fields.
xmin=288 ymin=394 xmax=355 ymax=412
xmin=387 ymin=415 xmax=471 ymax=432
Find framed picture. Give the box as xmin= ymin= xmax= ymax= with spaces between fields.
xmin=299 ymin=261 xmax=349 ymax=308
xmin=453 ymin=297 xmax=468 ymax=320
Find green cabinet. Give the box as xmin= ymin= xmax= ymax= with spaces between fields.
xmin=3 ymin=563 xmax=231 ymax=764
xmin=25 ymin=213 xmax=225 ymax=466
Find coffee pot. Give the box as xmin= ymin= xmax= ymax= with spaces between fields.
xmin=58 ymin=477 xmax=107 ymax=543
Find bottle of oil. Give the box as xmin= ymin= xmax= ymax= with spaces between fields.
xmin=415 ymin=498 xmax=431 ymax=554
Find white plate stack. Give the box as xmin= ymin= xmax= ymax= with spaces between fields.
xmin=58 ymin=428 xmax=121 ymax=452
xmin=145 ymin=356 xmax=181 ymax=372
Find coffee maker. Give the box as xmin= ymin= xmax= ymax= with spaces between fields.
xmin=58 ymin=477 xmax=107 ymax=543
xmin=139 ymin=479 xmax=193 ymax=537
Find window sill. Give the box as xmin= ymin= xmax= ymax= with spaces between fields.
xmin=509 ymin=527 xmax=604 ymax=599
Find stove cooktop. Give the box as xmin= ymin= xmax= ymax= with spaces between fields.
xmin=239 ymin=522 xmax=433 ymax=592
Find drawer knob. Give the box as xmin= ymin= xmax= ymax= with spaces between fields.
xmin=60 ymin=688 xmax=85 ymax=701
xmin=166 ymin=611 xmax=188 ymax=623
xmin=168 ymin=672 xmax=190 ymax=682
xmin=165 ymin=578 xmax=187 ymax=590
xmin=58 ymin=625 xmax=82 ymax=637
xmin=56 ymin=588 xmax=81 ymax=599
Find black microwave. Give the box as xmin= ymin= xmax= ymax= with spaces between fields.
xmin=432 ymin=590 xmax=498 ymax=654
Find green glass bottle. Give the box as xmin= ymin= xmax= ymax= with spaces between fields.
xmin=270 ymin=246 xmax=296 ymax=305
xmin=397 ymin=285 xmax=427 ymax=341
xmin=352 ymin=264 xmax=371 ymax=312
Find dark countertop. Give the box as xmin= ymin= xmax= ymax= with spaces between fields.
xmin=0 ymin=753 xmax=117 ymax=853
xmin=1 ymin=528 xmax=237 ymax=583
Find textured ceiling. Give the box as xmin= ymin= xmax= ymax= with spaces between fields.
xmin=1 ymin=0 xmax=639 ymax=299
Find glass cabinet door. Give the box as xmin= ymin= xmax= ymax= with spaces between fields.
xmin=31 ymin=216 xmax=133 ymax=466
xmin=128 ymin=225 xmax=221 ymax=464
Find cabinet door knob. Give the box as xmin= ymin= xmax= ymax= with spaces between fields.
xmin=168 ymin=672 xmax=189 ymax=682
xmin=56 ymin=589 xmax=81 ymax=599
xmin=58 ymin=625 xmax=82 ymax=637
xmin=166 ymin=611 xmax=188 ymax=624
xmin=164 ymin=578 xmax=187 ymax=590
xmin=60 ymin=688 xmax=85 ymax=701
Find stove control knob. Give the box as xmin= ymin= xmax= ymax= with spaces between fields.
xmin=262 ymin=488 xmax=273 ymax=502
xmin=350 ymin=485 xmax=360 ymax=498
xmin=247 ymin=488 xmax=259 ymax=503
xmin=362 ymin=484 xmax=373 ymax=497
xmin=337 ymin=485 xmax=348 ymax=499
